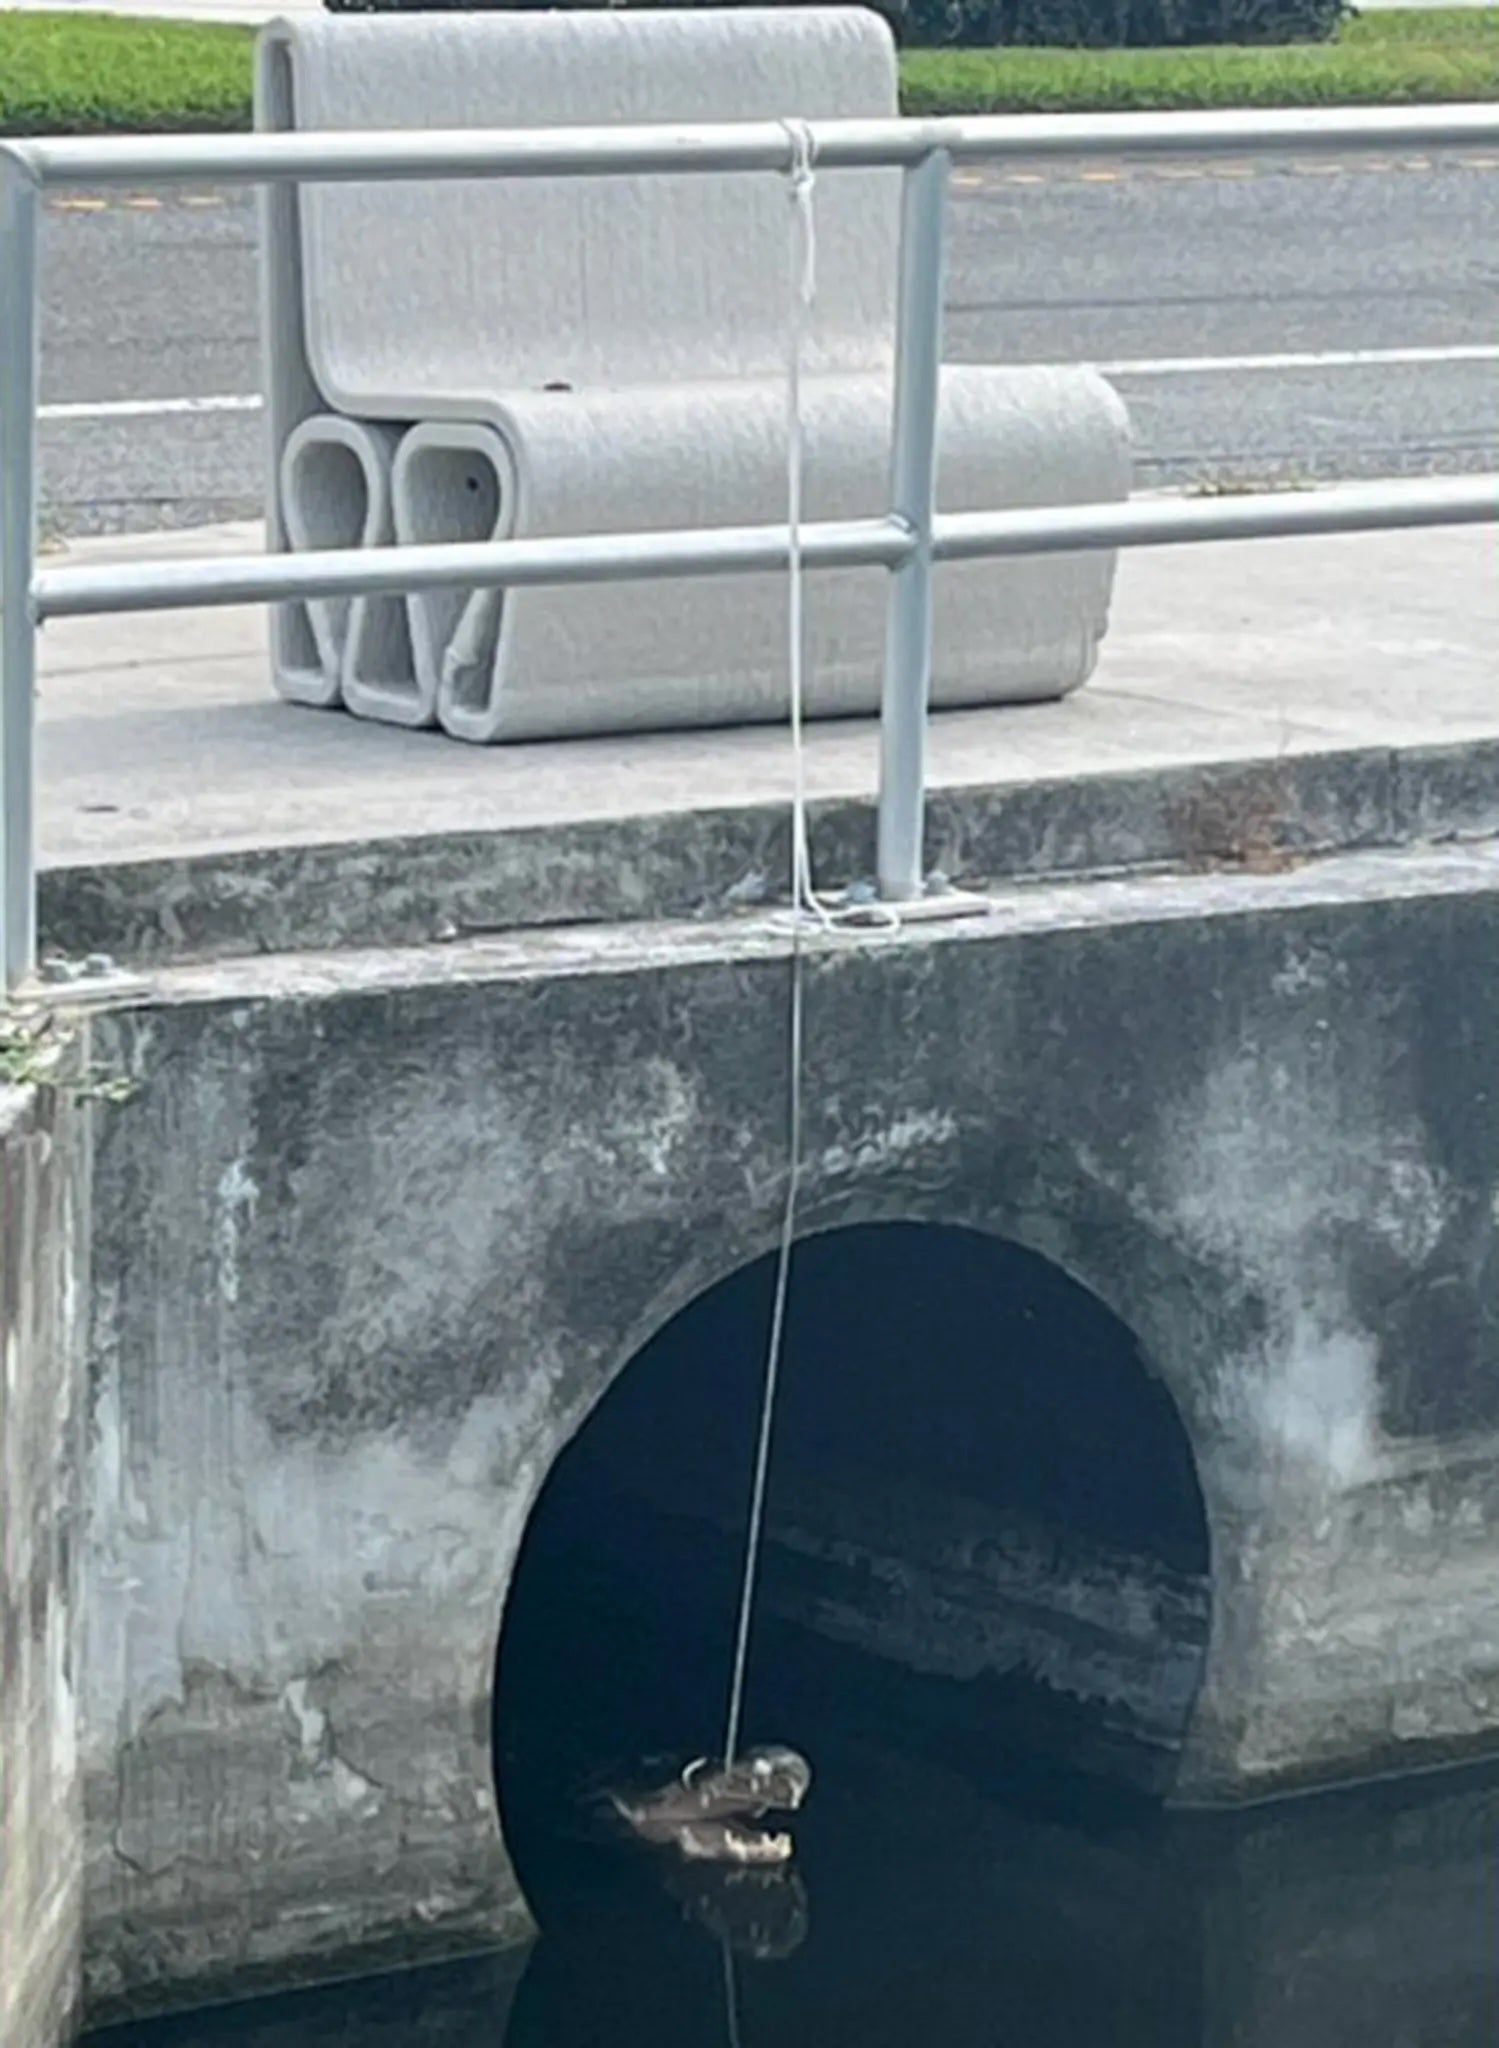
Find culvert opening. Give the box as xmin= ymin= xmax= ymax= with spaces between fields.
xmin=494 ymin=1222 xmax=1211 ymax=1926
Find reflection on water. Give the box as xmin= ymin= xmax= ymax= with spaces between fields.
xmin=86 ymin=1224 xmax=1499 ymax=2048
xmin=97 ymin=1742 xmax=1499 ymax=2048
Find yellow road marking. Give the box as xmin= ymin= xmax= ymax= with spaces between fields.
xmin=50 ymin=143 xmax=1482 ymax=228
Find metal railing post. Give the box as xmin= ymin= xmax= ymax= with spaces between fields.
xmin=0 ymin=113 xmax=1489 ymax=952
xmin=877 ymin=147 xmax=950 ymax=904
xmin=0 ymin=150 xmax=40 ymax=994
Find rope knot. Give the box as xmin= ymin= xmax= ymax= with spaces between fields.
xmin=780 ymin=116 xmax=817 ymax=198
xmin=780 ymin=118 xmax=818 ymax=312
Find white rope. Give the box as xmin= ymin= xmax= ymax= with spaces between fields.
xmin=783 ymin=129 xmax=900 ymax=939
xmin=722 ymin=120 xmax=907 ymax=1768
xmin=721 ymin=120 xmax=820 ymax=1770
xmin=784 ymin=120 xmax=821 ymax=930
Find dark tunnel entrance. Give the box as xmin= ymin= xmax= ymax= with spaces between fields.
xmin=494 ymin=1223 xmax=1212 ymax=1936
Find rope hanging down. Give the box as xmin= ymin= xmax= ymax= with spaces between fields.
xmin=721 ymin=118 xmax=819 ymax=1770
xmin=722 ymin=122 xmax=906 ymax=1769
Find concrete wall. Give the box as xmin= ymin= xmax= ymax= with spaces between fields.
xmin=1 ymin=1082 xmax=88 ymax=2048
xmin=79 ymin=837 xmax=1499 ymax=2016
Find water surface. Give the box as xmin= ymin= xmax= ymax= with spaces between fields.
xmin=99 ymin=1741 xmax=1499 ymax=2048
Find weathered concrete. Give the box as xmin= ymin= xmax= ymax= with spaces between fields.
xmin=1 ymin=1079 xmax=89 ymax=2048
xmin=35 ymin=522 xmax=1499 ymax=963
xmin=73 ymin=831 xmax=1499 ymax=2015
xmin=21 ymin=508 xmax=1499 ymax=2015
xmin=637 ymin=1473 xmax=1211 ymax=1778
xmin=83 ymin=1951 xmax=528 ymax=2048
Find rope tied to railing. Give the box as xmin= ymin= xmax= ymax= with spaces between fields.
xmin=720 ymin=120 xmax=815 ymax=1778
xmin=723 ymin=112 xmax=904 ymax=1779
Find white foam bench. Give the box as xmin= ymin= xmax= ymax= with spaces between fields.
xmin=258 ymin=7 xmax=1131 ymax=741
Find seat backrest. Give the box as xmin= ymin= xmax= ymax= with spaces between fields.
xmin=258 ymin=8 xmax=901 ymax=412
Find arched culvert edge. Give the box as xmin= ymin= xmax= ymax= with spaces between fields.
xmin=491 ymin=1219 xmax=1215 ymax=1921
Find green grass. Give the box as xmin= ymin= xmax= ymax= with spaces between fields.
xmin=0 ymin=12 xmax=253 ymax=135
xmin=0 ymin=6 xmax=1496 ymax=134
xmin=903 ymin=7 xmax=1499 ymax=113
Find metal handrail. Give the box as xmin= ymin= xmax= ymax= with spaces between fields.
xmin=3 ymin=106 xmax=1498 ymax=987
xmin=11 ymin=102 xmax=1499 ymax=182
xmin=32 ymin=475 xmax=1499 ymax=622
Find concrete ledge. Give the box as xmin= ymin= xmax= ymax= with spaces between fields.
xmin=37 ymin=520 xmax=1499 ymax=966
xmin=35 ymin=734 xmax=1499 ymax=968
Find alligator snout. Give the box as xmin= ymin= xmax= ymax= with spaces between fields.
xmin=607 ymin=1744 xmax=813 ymax=1866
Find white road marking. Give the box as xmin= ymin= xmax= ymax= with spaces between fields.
xmin=35 ymin=344 xmax=1499 ymax=425
xmin=1091 ymin=343 xmax=1499 ymax=377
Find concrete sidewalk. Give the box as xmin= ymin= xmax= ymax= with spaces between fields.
xmin=40 ymin=517 xmax=1498 ymax=859
xmin=35 ymin=516 xmax=1499 ymax=960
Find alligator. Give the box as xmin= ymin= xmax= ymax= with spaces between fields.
xmin=605 ymin=1745 xmax=812 ymax=1867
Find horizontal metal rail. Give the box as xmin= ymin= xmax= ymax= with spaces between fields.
xmin=4 ymin=102 xmax=1499 ymax=988
xmin=32 ymin=477 xmax=1499 ymax=622
xmin=32 ymin=518 xmax=914 ymax=620
xmin=6 ymin=102 xmax=1499 ymax=186
xmin=935 ymin=473 xmax=1499 ymax=560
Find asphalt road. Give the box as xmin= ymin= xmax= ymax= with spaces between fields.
xmin=36 ymin=148 xmax=1499 ymax=536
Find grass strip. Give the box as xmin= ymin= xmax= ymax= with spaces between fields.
xmin=1 ymin=7 xmax=1496 ymax=136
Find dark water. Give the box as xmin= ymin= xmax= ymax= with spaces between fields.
xmin=97 ymin=1742 xmax=1499 ymax=2048
xmin=92 ymin=1225 xmax=1499 ymax=2048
